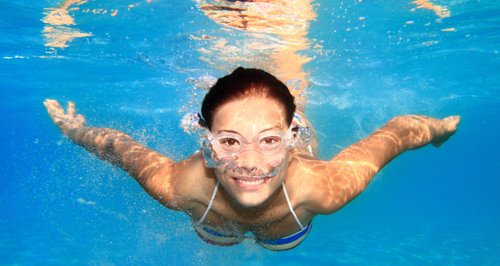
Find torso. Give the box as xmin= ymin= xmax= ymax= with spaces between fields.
xmin=172 ymin=151 xmax=318 ymax=240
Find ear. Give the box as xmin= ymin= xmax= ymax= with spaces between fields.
xmin=181 ymin=112 xmax=207 ymax=134
xmin=290 ymin=113 xmax=314 ymax=145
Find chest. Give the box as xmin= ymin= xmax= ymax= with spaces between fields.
xmin=189 ymin=190 xmax=313 ymax=239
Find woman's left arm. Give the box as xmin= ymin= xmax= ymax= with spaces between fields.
xmin=306 ymin=115 xmax=460 ymax=214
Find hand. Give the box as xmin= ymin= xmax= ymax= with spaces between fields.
xmin=44 ymin=99 xmax=86 ymax=134
xmin=431 ymin=115 xmax=461 ymax=147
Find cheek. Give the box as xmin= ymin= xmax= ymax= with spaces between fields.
xmin=268 ymin=155 xmax=285 ymax=166
xmin=265 ymin=150 xmax=288 ymax=166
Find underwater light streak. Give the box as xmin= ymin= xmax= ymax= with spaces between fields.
xmin=41 ymin=0 xmax=92 ymax=49
xmin=412 ymin=0 xmax=451 ymax=18
xmin=194 ymin=0 xmax=317 ymax=109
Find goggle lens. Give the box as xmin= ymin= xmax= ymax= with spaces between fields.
xmin=211 ymin=131 xmax=288 ymax=157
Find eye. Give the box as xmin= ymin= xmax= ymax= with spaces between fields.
xmin=260 ymin=136 xmax=282 ymax=148
xmin=219 ymin=138 xmax=240 ymax=147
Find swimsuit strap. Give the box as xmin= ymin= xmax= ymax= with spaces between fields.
xmin=196 ymin=180 xmax=219 ymax=226
xmin=197 ymin=181 xmax=305 ymax=230
xmin=281 ymin=182 xmax=305 ymax=230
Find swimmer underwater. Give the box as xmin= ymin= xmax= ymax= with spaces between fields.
xmin=44 ymin=67 xmax=460 ymax=251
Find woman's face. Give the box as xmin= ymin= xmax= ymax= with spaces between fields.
xmin=209 ymin=96 xmax=290 ymax=208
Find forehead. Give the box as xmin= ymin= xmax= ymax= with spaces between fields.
xmin=211 ymin=97 xmax=288 ymax=135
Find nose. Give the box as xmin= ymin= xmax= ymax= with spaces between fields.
xmin=237 ymin=150 xmax=266 ymax=172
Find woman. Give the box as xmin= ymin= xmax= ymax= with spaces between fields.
xmin=44 ymin=67 xmax=460 ymax=251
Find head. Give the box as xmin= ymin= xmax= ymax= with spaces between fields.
xmin=201 ymin=67 xmax=296 ymax=208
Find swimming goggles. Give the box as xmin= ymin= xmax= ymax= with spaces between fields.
xmin=206 ymin=130 xmax=293 ymax=158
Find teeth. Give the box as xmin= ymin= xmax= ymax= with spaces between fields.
xmin=236 ymin=178 xmax=266 ymax=185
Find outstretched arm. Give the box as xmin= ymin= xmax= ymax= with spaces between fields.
xmin=44 ymin=99 xmax=177 ymax=206
xmin=308 ymin=115 xmax=460 ymax=214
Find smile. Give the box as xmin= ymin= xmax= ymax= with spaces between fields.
xmin=231 ymin=175 xmax=273 ymax=190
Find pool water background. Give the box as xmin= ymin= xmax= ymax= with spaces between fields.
xmin=1 ymin=0 xmax=499 ymax=265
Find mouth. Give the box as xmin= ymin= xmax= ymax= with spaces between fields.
xmin=231 ymin=175 xmax=273 ymax=191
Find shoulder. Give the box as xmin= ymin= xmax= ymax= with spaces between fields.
xmin=286 ymin=155 xmax=351 ymax=215
xmin=155 ymin=151 xmax=217 ymax=211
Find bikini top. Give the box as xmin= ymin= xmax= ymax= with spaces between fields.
xmin=192 ymin=181 xmax=312 ymax=251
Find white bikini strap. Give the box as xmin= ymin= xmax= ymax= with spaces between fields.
xmin=282 ymin=182 xmax=305 ymax=230
xmin=196 ymin=180 xmax=219 ymax=226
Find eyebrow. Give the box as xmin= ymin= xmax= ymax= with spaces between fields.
xmin=216 ymin=126 xmax=282 ymax=135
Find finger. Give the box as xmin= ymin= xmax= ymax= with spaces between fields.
xmin=43 ymin=99 xmax=53 ymax=107
xmin=67 ymin=101 xmax=76 ymax=116
xmin=76 ymin=114 xmax=86 ymax=126
xmin=451 ymin=115 xmax=461 ymax=125
xmin=443 ymin=115 xmax=461 ymax=131
xmin=44 ymin=99 xmax=64 ymax=114
xmin=44 ymin=99 xmax=61 ymax=109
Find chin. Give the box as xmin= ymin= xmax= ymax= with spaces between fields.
xmin=218 ymin=172 xmax=282 ymax=208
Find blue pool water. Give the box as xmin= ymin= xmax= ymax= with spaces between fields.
xmin=1 ymin=0 xmax=499 ymax=265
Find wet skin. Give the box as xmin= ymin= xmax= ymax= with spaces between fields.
xmin=44 ymin=98 xmax=460 ymax=241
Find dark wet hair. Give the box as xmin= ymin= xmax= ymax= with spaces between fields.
xmin=201 ymin=67 xmax=296 ymax=130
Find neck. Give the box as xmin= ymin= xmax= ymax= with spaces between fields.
xmin=218 ymin=183 xmax=285 ymax=218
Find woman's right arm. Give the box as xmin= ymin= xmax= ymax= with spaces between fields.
xmin=44 ymin=99 xmax=180 ymax=209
